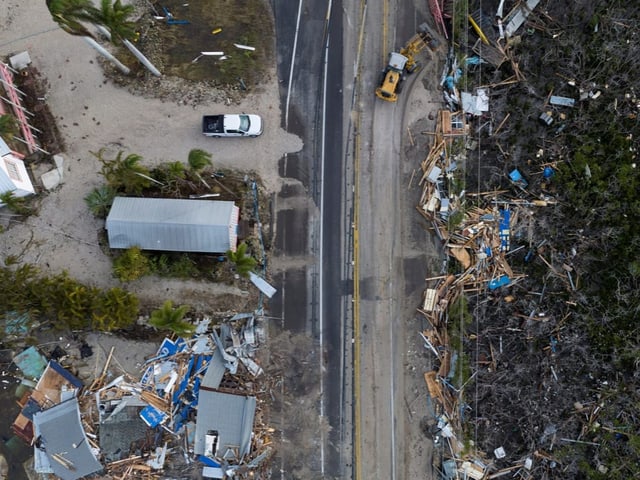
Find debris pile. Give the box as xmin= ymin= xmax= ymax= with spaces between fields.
xmin=10 ymin=313 xmax=274 ymax=480
xmin=411 ymin=2 xmax=620 ymax=477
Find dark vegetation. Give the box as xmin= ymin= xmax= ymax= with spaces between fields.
xmin=449 ymin=1 xmax=640 ymax=477
xmin=0 ymin=263 xmax=139 ymax=333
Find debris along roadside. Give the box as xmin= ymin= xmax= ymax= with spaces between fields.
xmin=10 ymin=313 xmax=273 ymax=480
xmin=416 ymin=0 xmax=639 ymax=478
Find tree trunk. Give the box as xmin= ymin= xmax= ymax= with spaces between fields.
xmin=83 ymin=37 xmax=130 ymax=75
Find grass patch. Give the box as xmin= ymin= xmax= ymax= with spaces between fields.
xmin=148 ymin=0 xmax=274 ymax=86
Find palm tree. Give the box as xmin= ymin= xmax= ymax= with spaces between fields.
xmin=226 ymin=242 xmax=258 ymax=278
xmin=89 ymin=0 xmax=136 ymax=46
xmin=188 ymin=149 xmax=213 ymax=173
xmin=149 ymin=300 xmax=194 ymax=336
xmin=91 ymin=1 xmax=161 ymax=76
xmin=0 ymin=191 xmax=33 ymax=216
xmin=0 ymin=114 xmax=18 ymax=141
xmin=46 ymin=0 xmax=96 ymax=38
xmin=47 ymin=0 xmax=131 ymax=74
xmin=188 ymin=149 xmax=213 ymax=188
xmin=96 ymin=149 xmax=152 ymax=195
xmin=84 ymin=185 xmax=116 ymax=218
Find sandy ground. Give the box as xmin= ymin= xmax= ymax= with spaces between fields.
xmin=0 ymin=0 xmax=302 ymax=310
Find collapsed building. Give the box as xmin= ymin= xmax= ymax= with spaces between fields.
xmin=10 ymin=313 xmax=273 ymax=480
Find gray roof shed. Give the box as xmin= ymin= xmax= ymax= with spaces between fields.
xmin=33 ymin=397 xmax=103 ymax=480
xmin=194 ymin=390 xmax=256 ymax=460
xmin=106 ymin=197 xmax=239 ymax=253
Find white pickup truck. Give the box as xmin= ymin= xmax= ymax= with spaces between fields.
xmin=202 ymin=114 xmax=263 ymax=137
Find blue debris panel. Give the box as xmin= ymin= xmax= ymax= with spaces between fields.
xmin=499 ymin=209 xmax=511 ymax=252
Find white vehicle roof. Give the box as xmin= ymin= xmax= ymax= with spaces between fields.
xmin=389 ymin=52 xmax=408 ymax=71
xmin=223 ymin=114 xmax=263 ymax=135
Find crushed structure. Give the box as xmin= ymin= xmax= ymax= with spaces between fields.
xmin=10 ymin=312 xmax=273 ymax=480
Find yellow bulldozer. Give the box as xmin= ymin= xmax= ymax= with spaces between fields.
xmin=375 ymin=23 xmax=440 ymax=102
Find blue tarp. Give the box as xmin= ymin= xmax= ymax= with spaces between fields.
xmin=197 ymin=454 xmax=221 ymax=467
xmin=140 ymin=404 xmax=167 ymax=428
xmin=543 ymin=166 xmax=554 ymax=178
xmin=488 ymin=275 xmax=511 ymax=290
xmin=509 ymin=168 xmax=528 ymax=188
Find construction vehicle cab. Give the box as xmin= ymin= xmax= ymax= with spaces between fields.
xmin=375 ymin=52 xmax=408 ymax=102
xmin=375 ymin=23 xmax=440 ymax=102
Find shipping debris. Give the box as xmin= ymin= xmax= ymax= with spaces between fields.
xmin=10 ymin=312 xmax=274 ymax=480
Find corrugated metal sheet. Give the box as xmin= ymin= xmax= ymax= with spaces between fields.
xmin=194 ymin=391 xmax=256 ymax=459
xmin=33 ymin=397 xmax=103 ymax=480
xmin=201 ymin=347 xmax=226 ymax=390
xmin=106 ymin=197 xmax=239 ymax=253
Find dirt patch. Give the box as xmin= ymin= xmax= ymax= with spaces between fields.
xmin=102 ymin=0 xmax=275 ymax=106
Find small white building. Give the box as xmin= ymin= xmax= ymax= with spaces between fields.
xmin=0 ymin=136 xmax=35 ymax=200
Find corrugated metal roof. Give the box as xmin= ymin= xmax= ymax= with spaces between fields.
xmin=33 ymin=397 xmax=103 ymax=480
xmin=106 ymin=197 xmax=239 ymax=253
xmin=194 ymin=391 xmax=256 ymax=459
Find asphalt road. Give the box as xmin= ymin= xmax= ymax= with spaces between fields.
xmin=269 ymin=0 xmax=349 ymax=478
xmin=351 ymin=1 xmax=438 ymax=479
xmin=270 ymin=0 xmax=438 ymax=478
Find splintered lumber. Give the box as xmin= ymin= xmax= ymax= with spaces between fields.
xmin=495 ymin=257 xmax=514 ymax=278
xmin=52 ymin=453 xmax=76 ymax=470
xmin=132 ymin=464 xmax=152 ymax=471
xmin=140 ymin=390 xmax=170 ymax=411
xmin=438 ymin=350 xmax=451 ymax=378
xmin=460 ymin=460 xmax=486 ymax=480
xmin=421 ymin=328 xmax=445 ymax=351
xmin=488 ymin=465 xmax=524 ymax=478
xmin=422 ymin=289 xmax=438 ymax=312
xmin=472 ymin=38 xmax=506 ymax=67
xmin=407 ymin=126 xmax=415 ymax=146
xmin=118 ymin=465 xmax=133 ymax=480
xmin=493 ymin=112 xmax=510 ymax=135
xmin=424 ymin=371 xmax=445 ymax=407
xmin=440 ymin=109 xmax=453 ymax=135
xmin=450 ymin=246 xmax=472 ymax=269
xmin=90 ymin=346 xmax=115 ymax=391
xmin=107 ymin=455 xmax=144 ymax=469
xmin=436 ymin=275 xmax=456 ymax=297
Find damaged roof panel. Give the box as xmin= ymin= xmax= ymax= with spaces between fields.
xmin=202 ymin=347 xmax=226 ymax=390
xmin=194 ymin=391 xmax=256 ymax=460
xmin=33 ymin=397 xmax=103 ymax=480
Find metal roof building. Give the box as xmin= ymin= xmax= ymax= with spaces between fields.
xmin=194 ymin=390 xmax=256 ymax=461
xmin=106 ymin=197 xmax=239 ymax=253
